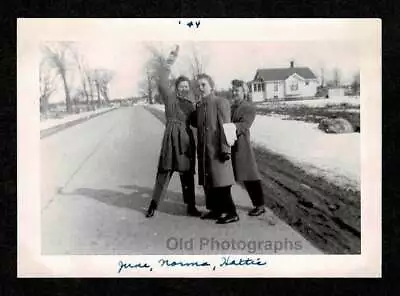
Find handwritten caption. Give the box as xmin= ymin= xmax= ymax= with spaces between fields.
xmin=178 ymin=20 xmax=201 ymax=29
xmin=117 ymin=256 xmax=267 ymax=273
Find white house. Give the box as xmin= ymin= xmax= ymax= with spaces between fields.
xmin=328 ymin=87 xmax=345 ymax=98
xmin=249 ymin=62 xmax=319 ymax=102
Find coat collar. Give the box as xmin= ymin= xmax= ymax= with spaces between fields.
xmin=177 ymin=95 xmax=194 ymax=104
xmin=231 ymin=99 xmax=246 ymax=118
xmin=232 ymin=99 xmax=246 ymax=110
xmin=198 ymin=93 xmax=215 ymax=106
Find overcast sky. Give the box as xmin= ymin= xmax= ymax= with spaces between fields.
xmin=48 ymin=40 xmax=360 ymax=101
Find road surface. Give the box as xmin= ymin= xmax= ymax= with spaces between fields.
xmin=41 ymin=105 xmax=322 ymax=255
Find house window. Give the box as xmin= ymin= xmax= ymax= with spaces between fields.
xmin=305 ymin=81 xmax=309 ymax=86
xmin=261 ymin=83 xmax=265 ymax=92
xmin=274 ymin=81 xmax=279 ymax=92
xmin=290 ymin=80 xmax=298 ymax=91
xmin=257 ymin=84 xmax=261 ymax=92
xmin=253 ymin=84 xmax=257 ymax=92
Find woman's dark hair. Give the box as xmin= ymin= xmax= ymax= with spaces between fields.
xmin=231 ymin=79 xmax=244 ymax=88
xmin=175 ymin=75 xmax=191 ymax=90
xmin=231 ymin=79 xmax=250 ymax=101
xmin=196 ymin=73 xmax=215 ymax=90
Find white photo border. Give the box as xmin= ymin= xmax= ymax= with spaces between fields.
xmin=17 ymin=18 xmax=381 ymax=278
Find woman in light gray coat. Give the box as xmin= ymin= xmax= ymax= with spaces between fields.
xmin=193 ymin=74 xmax=239 ymax=224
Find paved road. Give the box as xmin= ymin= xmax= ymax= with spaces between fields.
xmin=41 ymin=105 xmax=322 ymax=255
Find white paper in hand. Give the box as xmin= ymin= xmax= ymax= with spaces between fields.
xmin=223 ymin=123 xmax=237 ymax=146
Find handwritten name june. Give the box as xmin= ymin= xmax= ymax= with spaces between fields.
xmin=118 ymin=261 xmax=152 ymax=273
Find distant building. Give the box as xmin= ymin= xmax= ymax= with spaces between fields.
xmin=328 ymin=87 xmax=346 ymax=98
xmin=248 ymin=61 xmax=319 ymax=102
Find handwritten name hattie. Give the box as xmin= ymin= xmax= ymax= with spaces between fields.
xmin=117 ymin=256 xmax=267 ymax=273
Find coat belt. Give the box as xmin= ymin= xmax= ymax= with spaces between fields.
xmin=166 ymin=119 xmax=188 ymax=154
xmin=166 ymin=119 xmax=185 ymax=125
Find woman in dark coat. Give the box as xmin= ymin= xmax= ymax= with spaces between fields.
xmin=193 ymin=74 xmax=239 ymax=224
xmin=146 ymin=45 xmax=201 ymax=218
xmin=230 ymin=79 xmax=266 ymax=216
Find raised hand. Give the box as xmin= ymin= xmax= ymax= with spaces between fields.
xmin=166 ymin=44 xmax=180 ymax=68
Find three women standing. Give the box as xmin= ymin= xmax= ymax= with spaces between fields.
xmin=145 ymin=46 xmax=265 ymax=224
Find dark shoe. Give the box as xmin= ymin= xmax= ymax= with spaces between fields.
xmin=187 ymin=205 xmax=202 ymax=217
xmin=248 ymin=206 xmax=266 ymax=217
xmin=145 ymin=200 xmax=157 ymax=218
xmin=200 ymin=211 xmax=222 ymax=220
xmin=216 ymin=213 xmax=239 ymax=224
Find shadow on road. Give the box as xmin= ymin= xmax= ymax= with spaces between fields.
xmin=119 ymin=185 xmax=259 ymax=215
xmin=63 ymin=184 xmax=207 ymax=217
xmin=63 ymin=184 xmax=259 ymax=218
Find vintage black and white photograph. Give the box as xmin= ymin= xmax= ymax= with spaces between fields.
xmin=18 ymin=19 xmax=381 ymax=277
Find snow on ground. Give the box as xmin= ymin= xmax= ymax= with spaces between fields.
xmin=40 ymin=106 xmax=116 ymax=131
xmin=148 ymin=104 xmax=166 ymax=112
xmin=259 ymin=96 xmax=360 ymax=108
xmin=147 ymin=103 xmax=360 ymax=190
xmin=250 ymin=115 xmax=360 ymax=190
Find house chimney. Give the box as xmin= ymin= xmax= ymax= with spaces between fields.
xmin=290 ymin=61 xmax=294 ymax=68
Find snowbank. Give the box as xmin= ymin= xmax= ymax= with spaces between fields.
xmin=148 ymin=104 xmax=166 ymax=112
xmin=146 ymin=104 xmax=360 ymax=190
xmin=259 ymin=96 xmax=360 ymax=108
xmin=40 ymin=106 xmax=116 ymax=131
xmin=250 ymin=115 xmax=360 ymax=189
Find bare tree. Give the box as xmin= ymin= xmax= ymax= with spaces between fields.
xmin=39 ymin=58 xmax=58 ymax=114
xmin=320 ymin=67 xmax=325 ymax=87
xmin=138 ymin=44 xmax=169 ymax=104
xmin=186 ymin=44 xmax=209 ymax=101
xmin=333 ymin=68 xmax=341 ymax=87
xmin=91 ymin=68 xmax=115 ymax=106
xmin=187 ymin=43 xmax=209 ymax=80
xmin=85 ymin=69 xmax=96 ymax=109
xmin=70 ymin=48 xmax=91 ymax=107
xmin=92 ymin=69 xmax=103 ymax=106
xmin=145 ymin=67 xmax=155 ymax=104
xmin=138 ymin=64 xmax=159 ymax=105
xmin=351 ymin=71 xmax=360 ymax=95
xmin=41 ymin=41 xmax=75 ymax=113
xmin=100 ymin=70 xmax=114 ymax=103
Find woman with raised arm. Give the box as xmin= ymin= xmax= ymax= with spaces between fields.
xmin=145 ymin=45 xmax=201 ymax=218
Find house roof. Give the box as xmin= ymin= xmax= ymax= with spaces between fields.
xmin=254 ymin=67 xmax=317 ymax=81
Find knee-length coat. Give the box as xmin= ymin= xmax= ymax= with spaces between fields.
xmin=193 ymin=94 xmax=235 ymax=188
xmin=155 ymin=68 xmax=196 ymax=173
xmin=231 ymin=99 xmax=261 ymax=181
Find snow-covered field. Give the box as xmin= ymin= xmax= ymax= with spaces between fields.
xmin=147 ymin=103 xmax=360 ymax=190
xmin=259 ymin=96 xmax=360 ymax=108
xmin=250 ymin=115 xmax=359 ymax=190
xmin=40 ymin=106 xmax=117 ymax=131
